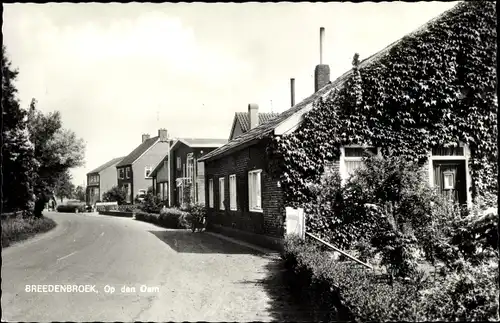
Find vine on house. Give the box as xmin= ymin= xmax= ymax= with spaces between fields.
xmin=267 ymin=1 xmax=497 ymax=207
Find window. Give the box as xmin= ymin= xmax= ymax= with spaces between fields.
xmin=229 ymin=174 xmax=237 ymax=210
xmin=248 ymin=170 xmax=262 ymax=212
xmin=187 ymin=154 xmax=194 ymax=180
xmin=119 ymin=168 xmax=124 ymax=179
xmin=432 ymin=147 xmax=464 ymax=156
xmin=443 ymin=172 xmax=455 ymax=189
xmin=177 ymin=157 xmax=181 ymax=170
xmin=342 ymin=147 xmax=378 ymax=179
xmin=219 ymin=177 xmax=225 ymax=210
xmin=208 ymin=179 xmax=214 ymax=208
xmin=145 ymin=166 xmax=152 ymax=178
xmin=126 ymin=167 xmax=130 ymax=179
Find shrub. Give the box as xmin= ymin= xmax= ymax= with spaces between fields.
xmin=282 ymin=236 xmax=426 ymax=322
xmin=136 ymin=207 xmax=189 ymax=229
xmin=282 ymin=236 xmax=499 ymax=322
xmin=139 ymin=191 xmax=164 ymax=214
xmin=102 ymin=186 xmax=127 ymax=205
xmin=1 ymin=214 xmax=57 ymax=247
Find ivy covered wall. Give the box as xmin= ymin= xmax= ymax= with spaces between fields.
xmin=267 ymin=1 xmax=497 ymax=207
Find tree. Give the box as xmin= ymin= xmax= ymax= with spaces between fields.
xmin=74 ymin=185 xmax=85 ymax=202
xmin=28 ymin=100 xmax=86 ymax=216
xmin=102 ymin=186 xmax=127 ymax=205
xmin=1 ymin=45 xmax=37 ymax=214
xmin=54 ymin=171 xmax=75 ymax=202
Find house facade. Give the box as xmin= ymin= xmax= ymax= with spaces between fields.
xmin=200 ymin=2 xmax=496 ymax=250
xmin=116 ymin=129 xmax=171 ymax=203
xmin=169 ymin=138 xmax=227 ymax=207
xmin=86 ymin=156 xmax=124 ymax=205
xmin=149 ymin=138 xmax=227 ymax=207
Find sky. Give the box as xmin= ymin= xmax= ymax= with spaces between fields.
xmin=3 ymin=1 xmax=459 ymax=187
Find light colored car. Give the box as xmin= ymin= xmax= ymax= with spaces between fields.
xmin=137 ymin=189 xmax=147 ymax=203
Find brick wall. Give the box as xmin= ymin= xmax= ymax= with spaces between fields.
xmin=204 ymin=140 xmax=285 ymax=239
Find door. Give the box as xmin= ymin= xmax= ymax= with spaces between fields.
xmin=433 ymin=161 xmax=466 ymax=204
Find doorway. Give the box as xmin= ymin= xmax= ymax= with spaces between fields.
xmin=433 ymin=160 xmax=467 ymax=205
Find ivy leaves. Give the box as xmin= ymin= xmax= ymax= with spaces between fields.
xmin=268 ymin=1 xmax=496 ymax=205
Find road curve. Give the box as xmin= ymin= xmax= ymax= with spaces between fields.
xmin=1 ymin=212 xmax=307 ymax=322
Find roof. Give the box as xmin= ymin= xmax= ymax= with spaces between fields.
xmin=234 ymin=112 xmax=281 ymax=134
xmin=199 ymin=3 xmax=458 ymax=162
xmin=176 ymin=138 xmax=228 ymax=148
xmin=116 ymin=136 xmax=159 ymax=167
xmin=87 ymin=156 xmax=125 ymax=175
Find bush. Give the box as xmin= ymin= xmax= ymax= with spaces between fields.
xmin=136 ymin=207 xmax=189 ymax=229
xmin=1 ymin=214 xmax=57 ymax=247
xmin=282 ymin=236 xmax=499 ymax=322
xmin=282 ymin=236 xmax=425 ymax=322
xmin=102 ymin=186 xmax=127 ymax=205
xmin=138 ymin=191 xmax=164 ymax=214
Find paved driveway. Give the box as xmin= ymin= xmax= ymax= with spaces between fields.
xmin=1 ymin=212 xmax=310 ymax=322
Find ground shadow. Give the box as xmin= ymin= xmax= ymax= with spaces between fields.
xmin=148 ymin=229 xmax=269 ymax=255
xmin=238 ymin=257 xmax=316 ymax=322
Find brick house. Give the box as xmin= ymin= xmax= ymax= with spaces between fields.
xmin=115 ymin=129 xmax=170 ymax=203
xmin=200 ymin=3 xmax=493 ymax=250
xmin=150 ymin=138 xmax=227 ymax=207
xmin=86 ymin=156 xmax=124 ymax=205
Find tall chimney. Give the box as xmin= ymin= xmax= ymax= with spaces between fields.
xmin=314 ymin=27 xmax=330 ymax=92
xmin=248 ymin=103 xmax=259 ymax=130
xmin=290 ymin=78 xmax=296 ymax=107
xmin=142 ymin=134 xmax=150 ymax=143
xmin=158 ymin=128 xmax=168 ymax=142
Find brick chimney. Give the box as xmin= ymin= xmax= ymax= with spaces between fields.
xmin=290 ymin=78 xmax=296 ymax=107
xmin=142 ymin=134 xmax=150 ymax=143
xmin=158 ymin=128 xmax=168 ymax=142
xmin=314 ymin=27 xmax=330 ymax=92
xmin=248 ymin=103 xmax=259 ymax=130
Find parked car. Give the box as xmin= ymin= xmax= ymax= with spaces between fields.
xmin=136 ymin=189 xmax=147 ymax=203
xmin=56 ymin=200 xmax=87 ymax=213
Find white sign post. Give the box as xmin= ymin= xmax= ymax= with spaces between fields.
xmin=285 ymin=207 xmax=305 ymax=240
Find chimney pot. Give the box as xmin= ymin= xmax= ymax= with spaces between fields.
xmin=248 ymin=103 xmax=259 ymax=130
xmin=142 ymin=134 xmax=150 ymax=143
xmin=290 ymin=78 xmax=296 ymax=107
xmin=314 ymin=27 xmax=330 ymax=92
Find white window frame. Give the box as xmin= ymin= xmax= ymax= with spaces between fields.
xmin=219 ymin=177 xmax=225 ymax=210
xmin=229 ymin=174 xmax=237 ymax=211
xmin=339 ymin=146 xmax=380 ymax=183
xmin=119 ymin=168 xmax=124 ymax=179
xmin=126 ymin=167 xmax=130 ymax=179
xmin=177 ymin=157 xmax=181 ymax=170
xmin=427 ymin=142 xmax=471 ymax=206
xmin=187 ymin=153 xmax=194 ymax=180
xmin=208 ymin=179 xmax=214 ymax=208
xmin=248 ymin=169 xmax=262 ymax=212
xmin=144 ymin=165 xmax=152 ymax=179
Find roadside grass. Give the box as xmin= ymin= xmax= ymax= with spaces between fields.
xmin=1 ymin=214 xmax=57 ymax=248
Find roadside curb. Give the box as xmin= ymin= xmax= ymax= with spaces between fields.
xmin=205 ymin=231 xmax=277 ymax=255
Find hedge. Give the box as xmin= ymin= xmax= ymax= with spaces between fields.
xmin=135 ymin=207 xmax=190 ymax=229
xmin=282 ymin=235 xmax=499 ymax=322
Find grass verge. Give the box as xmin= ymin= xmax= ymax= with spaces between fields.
xmin=1 ymin=214 xmax=57 ymax=248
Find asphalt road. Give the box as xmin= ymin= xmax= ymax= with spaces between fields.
xmin=1 ymin=211 xmax=309 ymax=322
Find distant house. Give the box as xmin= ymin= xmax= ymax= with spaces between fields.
xmin=199 ymin=2 xmax=495 ymax=250
xmin=86 ymin=156 xmax=125 ymax=205
xmin=115 ymin=129 xmax=171 ymax=204
xmin=150 ymin=138 xmax=227 ymax=207
xmin=229 ymin=109 xmax=279 ymax=140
